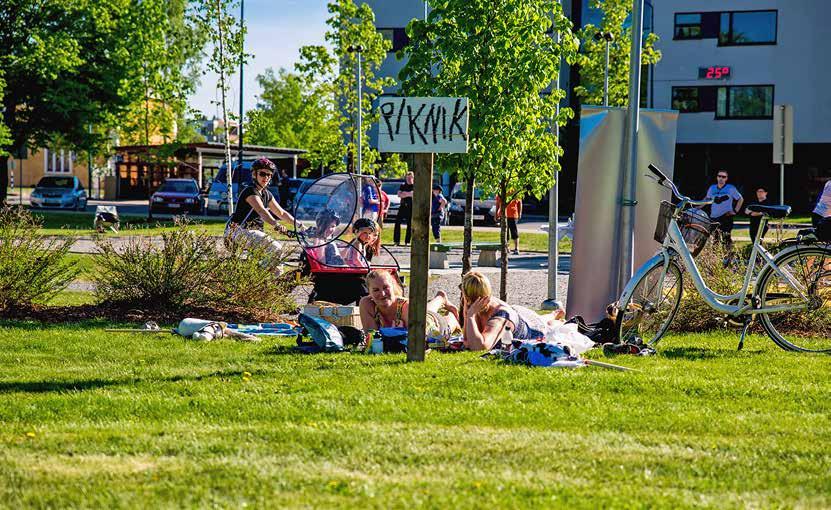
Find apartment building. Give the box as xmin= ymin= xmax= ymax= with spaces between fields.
xmin=652 ymin=1 xmax=831 ymax=210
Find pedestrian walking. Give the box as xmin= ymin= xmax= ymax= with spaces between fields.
xmin=394 ymin=172 xmax=414 ymax=246
xmin=495 ymin=193 xmax=522 ymax=255
xmin=812 ymin=177 xmax=831 ymax=228
xmin=378 ymin=181 xmax=390 ymax=224
xmin=431 ymin=184 xmax=448 ymax=242
xmin=278 ymin=169 xmax=291 ymax=208
xmin=703 ymin=170 xmax=743 ymax=246
xmin=744 ymin=185 xmax=771 ymax=243
xmin=361 ymin=177 xmax=380 ymax=219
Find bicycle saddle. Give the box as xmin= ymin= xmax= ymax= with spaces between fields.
xmin=746 ymin=204 xmax=791 ymax=218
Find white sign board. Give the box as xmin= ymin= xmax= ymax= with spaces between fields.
xmin=773 ymin=104 xmax=793 ymax=164
xmin=378 ymin=97 xmax=469 ymax=154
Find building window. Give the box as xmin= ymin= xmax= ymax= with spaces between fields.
xmin=672 ymin=87 xmax=700 ymax=112
xmin=716 ymin=85 xmax=774 ymax=119
xmin=719 ymin=11 xmax=777 ymax=46
xmin=674 ymin=13 xmax=702 ymax=39
xmin=377 ymin=27 xmax=409 ymax=52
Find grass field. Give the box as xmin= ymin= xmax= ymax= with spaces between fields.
xmin=0 ymin=321 xmax=829 ymax=508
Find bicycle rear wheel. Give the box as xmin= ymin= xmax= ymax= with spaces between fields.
xmin=757 ymin=245 xmax=831 ymax=352
xmin=616 ymin=259 xmax=684 ymax=346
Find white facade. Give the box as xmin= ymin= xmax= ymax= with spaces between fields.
xmin=652 ymin=0 xmax=831 ymax=144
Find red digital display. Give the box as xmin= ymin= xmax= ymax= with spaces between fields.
xmin=699 ymin=66 xmax=731 ymax=79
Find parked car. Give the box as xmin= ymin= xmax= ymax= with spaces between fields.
xmin=150 ymin=178 xmax=203 ymax=215
xmin=284 ymin=178 xmax=314 ymax=213
xmin=448 ymin=183 xmax=497 ymax=225
xmin=29 ymin=176 xmax=88 ymax=211
xmin=381 ymin=179 xmax=404 ymax=222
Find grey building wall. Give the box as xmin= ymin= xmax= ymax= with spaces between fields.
xmin=653 ymin=0 xmax=831 ymax=144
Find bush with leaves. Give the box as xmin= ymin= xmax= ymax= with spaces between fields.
xmin=94 ymin=220 xmax=302 ymax=319
xmin=671 ymin=238 xmax=831 ymax=335
xmin=207 ymin=241 xmax=302 ymax=319
xmin=0 ymin=206 xmax=78 ymax=311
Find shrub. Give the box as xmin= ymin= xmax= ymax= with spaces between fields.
xmin=94 ymin=220 xmax=219 ymax=310
xmin=94 ymin=219 xmax=302 ymax=319
xmin=672 ymin=238 xmax=750 ymax=332
xmin=207 ymin=241 xmax=303 ymax=319
xmin=0 ymin=206 xmax=78 ymax=311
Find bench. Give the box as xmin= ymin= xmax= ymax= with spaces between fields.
xmin=429 ymin=242 xmax=460 ymax=269
xmin=474 ymin=243 xmax=501 ymax=267
xmin=428 ymin=242 xmax=503 ymax=268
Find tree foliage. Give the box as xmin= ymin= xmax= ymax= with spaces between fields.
xmin=118 ymin=0 xmax=205 ymax=145
xmin=574 ymin=0 xmax=661 ymax=107
xmin=400 ymin=0 xmax=579 ymax=281
xmin=0 ymin=0 xmax=143 ymax=202
xmin=194 ymin=0 xmax=246 ymax=213
xmin=245 ymin=68 xmax=342 ymax=173
xmin=297 ymin=0 xmax=394 ymax=175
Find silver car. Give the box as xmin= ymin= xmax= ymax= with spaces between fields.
xmin=29 ymin=176 xmax=88 ymax=211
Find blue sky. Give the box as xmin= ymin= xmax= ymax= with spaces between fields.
xmin=189 ymin=0 xmax=330 ymax=119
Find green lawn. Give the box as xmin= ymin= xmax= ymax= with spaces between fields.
xmin=0 ymin=322 xmax=828 ymax=508
xmin=31 ymin=211 xmax=228 ymax=237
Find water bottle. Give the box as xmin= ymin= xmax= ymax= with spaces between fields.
xmin=500 ymin=328 xmax=514 ymax=349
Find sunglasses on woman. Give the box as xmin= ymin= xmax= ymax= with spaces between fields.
xmin=257 ymin=171 xmax=273 ymax=179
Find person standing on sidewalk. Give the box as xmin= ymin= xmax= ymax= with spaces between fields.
xmin=431 ymin=184 xmax=448 ymax=242
xmin=394 ymin=172 xmax=414 ymax=246
xmin=744 ymin=186 xmax=771 ymax=243
xmin=495 ymin=193 xmax=522 ymax=255
xmin=703 ymin=170 xmax=743 ymax=246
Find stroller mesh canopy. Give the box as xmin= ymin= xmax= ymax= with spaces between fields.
xmin=294 ymin=173 xmax=358 ymax=249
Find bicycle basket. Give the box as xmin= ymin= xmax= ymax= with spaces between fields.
xmin=654 ymin=201 xmax=674 ymax=243
xmin=679 ymin=208 xmax=715 ymax=257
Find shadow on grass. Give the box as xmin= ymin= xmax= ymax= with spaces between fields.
xmin=659 ymin=346 xmax=765 ymax=360
xmin=0 ymin=379 xmax=120 ymax=394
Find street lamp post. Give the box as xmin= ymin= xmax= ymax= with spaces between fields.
xmin=237 ymin=0 xmax=244 ymax=176
xmin=594 ymin=31 xmax=614 ymax=107
xmin=347 ymin=45 xmax=364 ymax=175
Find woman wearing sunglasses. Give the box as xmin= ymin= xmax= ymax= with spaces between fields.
xmin=224 ymin=158 xmax=295 ymax=255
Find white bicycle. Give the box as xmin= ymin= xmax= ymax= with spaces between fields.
xmin=616 ymin=164 xmax=831 ymax=352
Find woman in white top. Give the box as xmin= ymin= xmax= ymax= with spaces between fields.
xmin=813 ymin=179 xmax=831 ymax=228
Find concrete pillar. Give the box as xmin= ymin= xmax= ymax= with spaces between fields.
xmin=292 ymin=155 xmax=298 ymax=178
xmin=197 ymin=150 xmax=203 ymax=187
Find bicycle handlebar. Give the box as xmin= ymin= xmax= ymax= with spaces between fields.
xmin=646 ymin=163 xmax=727 ymax=209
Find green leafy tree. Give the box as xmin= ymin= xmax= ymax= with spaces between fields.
xmin=400 ymin=0 xmax=579 ymax=283
xmin=245 ymin=67 xmax=342 ymax=173
xmin=0 ymin=0 xmax=142 ymax=203
xmin=297 ymin=0 xmax=394 ymax=175
xmin=574 ymin=0 xmax=661 ymax=106
xmin=195 ymin=0 xmax=246 ymax=214
xmin=0 ymin=74 xmax=11 ymax=157
xmin=119 ymin=0 xmax=205 ymax=145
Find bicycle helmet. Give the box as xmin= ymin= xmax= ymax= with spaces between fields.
xmin=252 ymin=157 xmax=276 ymax=172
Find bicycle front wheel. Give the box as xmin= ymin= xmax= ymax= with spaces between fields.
xmin=757 ymin=245 xmax=831 ymax=352
xmin=616 ymin=258 xmax=684 ymax=346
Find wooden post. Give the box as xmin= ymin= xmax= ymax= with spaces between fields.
xmin=407 ymin=152 xmax=433 ymax=362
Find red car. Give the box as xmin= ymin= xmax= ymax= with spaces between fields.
xmin=150 ymin=178 xmax=203 ymax=215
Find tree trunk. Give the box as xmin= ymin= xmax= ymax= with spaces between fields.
xmin=216 ymin=0 xmax=234 ymax=216
xmin=0 ymin=154 xmax=8 ymax=204
xmin=499 ymin=182 xmax=508 ymax=301
xmin=461 ymin=172 xmax=475 ymax=275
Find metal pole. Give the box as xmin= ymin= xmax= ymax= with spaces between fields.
xmin=617 ymin=0 xmax=645 ymax=294
xmin=542 ymin=1 xmax=563 ymax=311
xmin=603 ymin=40 xmax=610 ymax=107
xmin=88 ymin=124 xmax=94 ymax=198
xmin=779 ymin=105 xmax=785 ymax=205
xmin=356 ymin=50 xmax=363 ymax=175
xmin=237 ymin=0 xmax=245 ymax=171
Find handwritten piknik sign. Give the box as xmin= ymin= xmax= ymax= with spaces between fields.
xmin=378 ymin=97 xmax=469 ymax=154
